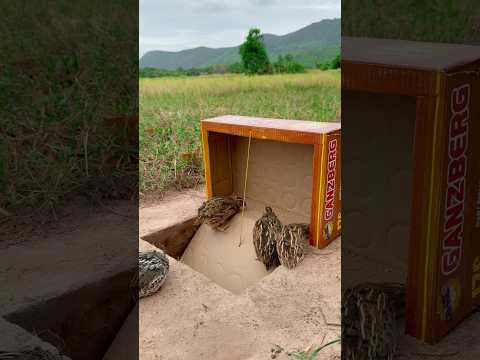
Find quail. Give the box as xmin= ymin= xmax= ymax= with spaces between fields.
xmin=276 ymin=223 xmax=309 ymax=269
xmin=0 ymin=347 xmax=63 ymax=360
xmin=135 ymin=249 xmax=170 ymax=298
xmin=195 ymin=195 xmax=245 ymax=231
xmin=342 ymin=282 xmax=405 ymax=360
xmin=253 ymin=206 xmax=282 ymax=270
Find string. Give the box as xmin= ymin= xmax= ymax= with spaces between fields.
xmin=238 ymin=131 xmax=252 ymax=247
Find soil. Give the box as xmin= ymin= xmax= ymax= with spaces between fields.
xmin=0 ymin=199 xmax=137 ymax=359
xmin=135 ymin=188 xmax=341 ymax=360
xmin=133 ymin=188 xmax=480 ymax=360
xmin=137 ymin=239 xmax=341 ymax=360
xmin=2 ymin=188 xmax=478 ymax=360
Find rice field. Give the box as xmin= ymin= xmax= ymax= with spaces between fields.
xmin=140 ymin=70 xmax=341 ymax=200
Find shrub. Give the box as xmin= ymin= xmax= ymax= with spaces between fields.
xmin=273 ymin=54 xmax=306 ymax=74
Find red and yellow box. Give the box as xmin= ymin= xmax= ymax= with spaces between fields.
xmin=343 ymin=37 xmax=480 ymax=343
xmin=200 ymin=115 xmax=341 ymax=249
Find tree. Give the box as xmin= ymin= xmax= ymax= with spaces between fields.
xmin=316 ymin=53 xmax=341 ymax=71
xmin=331 ymin=54 xmax=340 ymax=69
xmin=239 ymin=28 xmax=271 ymax=75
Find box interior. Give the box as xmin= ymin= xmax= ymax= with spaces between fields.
xmin=182 ymin=134 xmax=314 ymax=293
xmin=342 ymin=90 xmax=416 ymax=286
xmin=209 ymin=133 xmax=313 ymax=224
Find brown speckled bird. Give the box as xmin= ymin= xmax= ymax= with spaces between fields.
xmin=253 ymin=206 xmax=282 ymax=270
xmin=136 ymin=250 xmax=170 ymax=298
xmin=342 ymin=282 xmax=405 ymax=360
xmin=0 ymin=347 xmax=64 ymax=360
xmin=195 ymin=195 xmax=245 ymax=231
xmin=276 ymin=223 xmax=309 ymax=269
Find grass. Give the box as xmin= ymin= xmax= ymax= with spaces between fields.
xmin=286 ymin=339 xmax=341 ymax=360
xmin=342 ymin=0 xmax=480 ymax=43
xmin=139 ymin=70 xmax=340 ymax=200
xmin=0 ymin=1 xmax=137 ymax=227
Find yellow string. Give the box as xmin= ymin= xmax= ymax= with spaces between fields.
xmin=238 ymin=132 xmax=252 ymax=247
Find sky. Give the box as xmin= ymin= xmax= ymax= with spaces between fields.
xmin=139 ymin=0 xmax=340 ymax=56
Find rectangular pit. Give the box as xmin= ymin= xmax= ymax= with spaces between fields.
xmin=4 ymin=270 xmax=136 ymax=359
xmin=182 ymin=137 xmax=314 ymax=293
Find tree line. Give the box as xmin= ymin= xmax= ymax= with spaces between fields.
xmin=140 ymin=28 xmax=340 ymax=78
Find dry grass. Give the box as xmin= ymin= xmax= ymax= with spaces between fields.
xmin=140 ymin=70 xmax=340 ymax=200
xmin=0 ymin=1 xmax=137 ymax=228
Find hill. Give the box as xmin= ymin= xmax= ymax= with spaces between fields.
xmin=140 ymin=18 xmax=340 ymax=69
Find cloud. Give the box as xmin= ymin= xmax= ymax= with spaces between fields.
xmin=139 ymin=0 xmax=340 ymax=55
xmin=249 ymin=0 xmax=278 ymax=6
xmin=193 ymin=0 xmax=238 ymax=13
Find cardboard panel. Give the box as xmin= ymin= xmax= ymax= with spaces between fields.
xmin=342 ymin=90 xmax=416 ymax=275
xmin=231 ymin=136 xmax=313 ymax=224
xmin=469 ymin=74 xmax=480 ymax=309
xmin=343 ymin=37 xmax=480 ymax=71
xmin=432 ymin=70 xmax=480 ymax=339
xmin=314 ymin=132 xmax=342 ymax=248
xmin=208 ymin=132 xmax=232 ymax=196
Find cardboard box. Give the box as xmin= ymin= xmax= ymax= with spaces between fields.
xmin=342 ymin=37 xmax=480 ymax=343
xmin=200 ymin=115 xmax=341 ymax=249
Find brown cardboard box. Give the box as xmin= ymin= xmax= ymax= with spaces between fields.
xmin=200 ymin=115 xmax=341 ymax=249
xmin=342 ymin=37 xmax=480 ymax=344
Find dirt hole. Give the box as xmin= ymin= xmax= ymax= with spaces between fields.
xmin=4 ymin=270 xmax=136 ymax=359
xmin=141 ymin=198 xmax=311 ymax=294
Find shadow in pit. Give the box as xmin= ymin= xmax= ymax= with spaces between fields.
xmin=141 ymin=218 xmax=200 ymax=259
xmin=4 ymin=270 xmax=137 ymax=360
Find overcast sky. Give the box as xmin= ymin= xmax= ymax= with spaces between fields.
xmin=139 ymin=0 xmax=340 ymax=56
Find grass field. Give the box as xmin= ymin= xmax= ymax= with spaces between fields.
xmin=342 ymin=0 xmax=480 ymax=43
xmin=1 ymin=1 xmax=137 ymax=226
xmin=140 ymin=70 xmax=340 ymax=200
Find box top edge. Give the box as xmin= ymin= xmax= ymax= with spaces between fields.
xmin=342 ymin=36 xmax=480 ymax=71
xmin=201 ymin=115 xmax=341 ymax=134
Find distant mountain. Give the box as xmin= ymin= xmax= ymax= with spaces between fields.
xmin=140 ymin=18 xmax=340 ymax=70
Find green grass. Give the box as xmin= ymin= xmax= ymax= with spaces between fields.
xmin=140 ymin=70 xmax=340 ymax=200
xmin=342 ymin=0 xmax=480 ymax=43
xmin=0 ymin=1 xmax=137 ymax=224
xmin=287 ymin=340 xmax=341 ymax=360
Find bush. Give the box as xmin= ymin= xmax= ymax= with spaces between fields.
xmin=273 ymin=54 xmax=306 ymax=74
xmin=228 ymin=62 xmax=244 ymax=73
xmin=331 ymin=54 xmax=341 ymax=69
xmin=316 ymin=54 xmax=341 ymax=70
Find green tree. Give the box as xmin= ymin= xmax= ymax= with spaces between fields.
xmin=330 ymin=54 xmax=340 ymax=69
xmin=239 ymin=28 xmax=271 ymax=75
xmin=316 ymin=53 xmax=341 ymax=70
